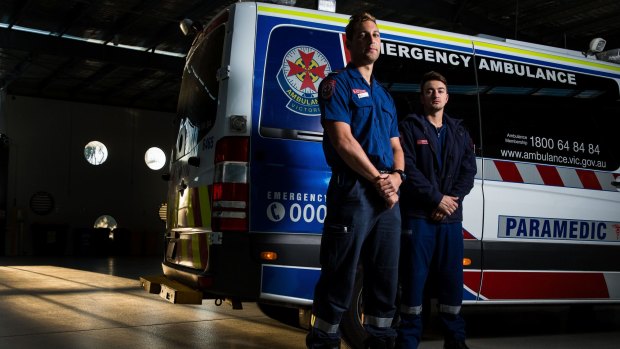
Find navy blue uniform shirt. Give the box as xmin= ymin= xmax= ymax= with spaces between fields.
xmin=319 ymin=64 xmax=399 ymax=172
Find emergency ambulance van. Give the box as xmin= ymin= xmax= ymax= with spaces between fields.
xmin=145 ymin=2 xmax=620 ymax=347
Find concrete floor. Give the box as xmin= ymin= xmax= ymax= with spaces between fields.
xmin=0 ymin=257 xmax=619 ymax=349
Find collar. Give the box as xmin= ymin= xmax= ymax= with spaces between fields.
xmin=346 ymin=63 xmax=374 ymax=85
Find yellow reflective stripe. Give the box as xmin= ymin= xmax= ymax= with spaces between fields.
xmin=186 ymin=188 xmax=195 ymax=227
xmin=170 ymin=192 xmax=179 ymax=228
xmin=258 ymin=5 xmax=470 ymax=46
xmin=258 ymin=5 xmax=347 ymax=25
xmin=259 ymin=4 xmax=619 ymax=74
xmin=181 ymin=237 xmax=188 ymax=262
xmin=474 ymin=41 xmax=620 ymax=73
xmin=381 ymin=24 xmax=471 ymax=45
xmin=192 ymin=235 xmax=201 ymax=267
xmin=199 ymin=186 xmax=211 ymax=229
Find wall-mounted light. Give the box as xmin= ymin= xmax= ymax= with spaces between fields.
xmin=145 ymin=147 xmax=166 ymax=170
xmin=179 ymin=18 xmax=203 ymax=36
xmin=317 ymin=0 xmax=336 ymax=12
xmin=588 ymin=38 xmax=606 ymax=54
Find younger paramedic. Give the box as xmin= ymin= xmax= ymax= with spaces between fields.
xmin=306 ymin=12 xmax=404 ymax=349
xmin=397 ymin=71 xmax=477 ymax=349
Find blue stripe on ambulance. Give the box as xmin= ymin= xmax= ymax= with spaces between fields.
xmin=261 ymin=265 xmax=320 ymax=301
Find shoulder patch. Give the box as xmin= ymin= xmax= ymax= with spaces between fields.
xmin=320 ymin=77 xmax=337 ymax=100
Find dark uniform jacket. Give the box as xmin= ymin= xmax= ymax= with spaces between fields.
xmin=399 ymin=112 xmax=477 ymax=223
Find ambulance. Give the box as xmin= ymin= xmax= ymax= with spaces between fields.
xmin=146 ymin=2 xmax=620 ymax=347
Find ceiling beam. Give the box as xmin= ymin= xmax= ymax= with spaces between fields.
xmin=0 ymin=27 xmax=184 ymax=74
xmin=101 ymin=0 xmax=162 ymax=45
xmin=36 ymin=57 xmax=80 ymax=92
xmin=68 ymin=64 xmax=118 ymax=95
xmin=6 ymin=0 xmax=33 ymax=29
xmin=54 ymin=1 xmax=94 ymax=37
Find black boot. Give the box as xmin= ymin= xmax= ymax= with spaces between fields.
xmin=306 ymin=333 xmax=340 ymax=349
xmin=364 ymin=336 xmax=395 ymax=349
xmin=444 ymin=338 xmax=470 ymax=349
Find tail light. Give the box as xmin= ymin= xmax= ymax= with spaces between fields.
xmin=211 ymin=136 xmax=249 ymax=231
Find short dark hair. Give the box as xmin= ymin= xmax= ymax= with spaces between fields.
xmin=420 ymin=71 xmax=448 ymax=90
xmin=345 ymin=12 xmax=377 ymax=41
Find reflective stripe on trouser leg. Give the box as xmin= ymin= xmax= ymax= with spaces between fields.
xmin=311 ymin=315 xmax=339 ymax=335
xmin=364 ymin=314 xmax=394 ymax=328
xmin=399 ymin=304 xmax=422 ymax=315
xmin=439 ymin=304 xmax=461 ymax=315
xmin=361 ymin=203 xmax=400 ymax=340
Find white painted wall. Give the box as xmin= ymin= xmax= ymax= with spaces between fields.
xmin=3 ymin=95 xmax=174 ymax=256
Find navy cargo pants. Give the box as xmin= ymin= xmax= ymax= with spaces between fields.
xmin=396 ymin=218 xmax=466 ymax=349
xmin=307 ymin=170 xmax=401 ymax=348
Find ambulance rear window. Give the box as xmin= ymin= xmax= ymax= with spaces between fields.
xmin=176 ymin=24 xmax=225 ymax=140
xmin=259 ymin=26 xmax=343 ymax=141
xmin=477 ymin=57 xmax=620 ymax=172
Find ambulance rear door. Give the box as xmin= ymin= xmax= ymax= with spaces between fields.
xmin=248 ymin=6 xmax=347 ymax=304
xmin=474 ymin=40 xmax=620 ymax=302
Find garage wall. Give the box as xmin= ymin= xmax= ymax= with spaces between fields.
xmin=3 ymin=95 xmax=175 ymax=256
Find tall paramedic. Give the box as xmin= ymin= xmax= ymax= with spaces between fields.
xmin=306 ymin=12 xmax=404 ymax=349
xmin=397 ymin=71 xmax=477 ymax=349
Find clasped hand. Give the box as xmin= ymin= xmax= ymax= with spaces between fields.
xmin=374 ymin=173 xmax=400 ymax=209
xmin=431 ymin=195 xmax=459 ymax=221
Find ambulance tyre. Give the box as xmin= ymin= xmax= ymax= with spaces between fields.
xmin=340 ymin=266 xmax=366 ymax=349
xmin=340 ymin=267 xmax=407 ymax=349
xmin=257 ymin=302 xmax=302 ymax=329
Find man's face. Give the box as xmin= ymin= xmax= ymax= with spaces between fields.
xmin=347 ymin=20 xmax=381 ymax=65
xmin=420 ymin=80 xmax=449 ymax=113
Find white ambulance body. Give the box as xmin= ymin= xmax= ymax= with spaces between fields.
xmin=153 ymin=2 xmax=620 ymax=346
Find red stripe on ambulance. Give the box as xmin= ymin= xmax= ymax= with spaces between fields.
xmin=485 ymin=159 xmax=616 ymax=191
xmin=536 ymin=164 xmax=564 ymax=186
xmin=576 ymin=169 xmax=603 ymax=190
xmin=462 ymin=228 xmax=476 ymax=240
xmin=494 ymin=160 xmax=523 ymax=182
xmin=464 ymin=270 xmax=482 ymax=295
xmin=480 ymin=271 xmax=609 ymax=299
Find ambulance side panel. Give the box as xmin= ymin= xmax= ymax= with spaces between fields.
xmin=474 ymin=41 xmax=620 ymax=302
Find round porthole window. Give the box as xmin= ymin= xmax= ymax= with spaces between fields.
xmin=94 ymin=215 xmax=118 ymax=230
xmin=84 ymin=141 xmax=108 ymax=165
xmin=145 ymin=147 xmax=166 ymax=170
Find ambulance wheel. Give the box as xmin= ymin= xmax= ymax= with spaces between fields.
xmin=257 ymin=302 xmax=302 ymax=329
xmin=340 ymin=266 xmax=366 ymax=349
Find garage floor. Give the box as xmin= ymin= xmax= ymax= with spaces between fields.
xmin=0 ymin=257 xmax=618 ymax=349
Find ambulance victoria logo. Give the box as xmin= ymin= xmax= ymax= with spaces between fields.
xmin=278 ymin=45 xmax=331 ymax=116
